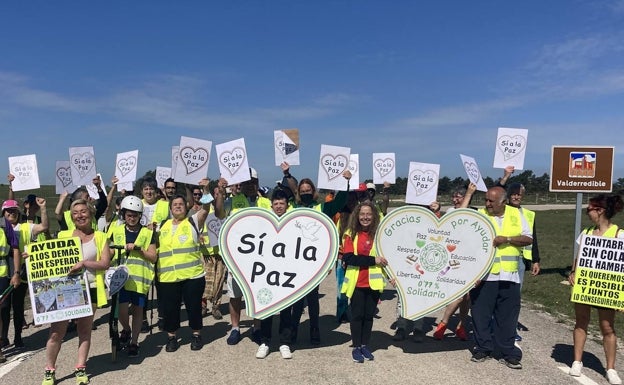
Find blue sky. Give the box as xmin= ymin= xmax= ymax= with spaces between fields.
xmin=2 ymin=1 xmax=624 ymax=188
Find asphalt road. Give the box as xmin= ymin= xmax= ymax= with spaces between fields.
xmin=1 ymin=272 xmax=621 ymax=385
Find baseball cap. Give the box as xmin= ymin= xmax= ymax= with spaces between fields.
xmin=356 ymin=183 xmax=367 ymax=192
xmin=2 ymin=199 xmax=19 ymax=213
xmin=366 ymin=182 xmax=376 ymax=191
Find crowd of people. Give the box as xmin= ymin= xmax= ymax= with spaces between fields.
xmin=0 ymin=165 xmax=623 ymax=385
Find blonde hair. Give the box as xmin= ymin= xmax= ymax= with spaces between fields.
xmin=70 ymin=198 xmax=96 ymax=217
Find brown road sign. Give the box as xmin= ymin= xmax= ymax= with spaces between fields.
xmin=550 ymin=146 xmax=614 ymax=192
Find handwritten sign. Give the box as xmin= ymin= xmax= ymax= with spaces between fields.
xmin=219 ymin=207 xmax=339 ymax=319
xmin=405 ymin=162 xmax=440 ymax=206
xmin=377 ymin=206 xmax=496 ymax=320
xmin=274 ymin=129 xmax=300 ymax=166
xmin=216 ymin=138 xmax=250 ymax=185
xmin=105 ymin=265 xmax=129 ymax=296
xmin=347 ymin=153 xmax=360 ymax=191
xmin=115 ymin=150 xmax=139 ymax=183
xmin=9 ymin=154 xmax=40 ymax=191
xmin=493 ymin=127 xmax=528 ymax=170
xmin=174 ymin=136 xmax=212 ymax=184
xmin=571 ymin=234 xmax=624 ymax=310
xmin=69 ymin=146 xmax=97 ymax=186
xmin=317 ymin=144 xmax=350 ymax=191
xmin=373 ymin=153 xmax=396 ymax=184
xmin=155 ymin=166 xmax=172 ymax=189
xmin=460 ymin=154 xmax=487 ymax=192
xmin=26 ymin=237 xmax=93 ymax=325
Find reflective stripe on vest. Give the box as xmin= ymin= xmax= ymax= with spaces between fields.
xmin=340 ymin=232 xmax=384 ymax=298
xmin=157 ymin=218 xmax=203 ymax=282
xmin=479 ymin=205 xmax=523 ymax=274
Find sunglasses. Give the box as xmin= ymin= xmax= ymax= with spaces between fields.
xmin=586 ymin=206 xmax=601 ymax=213
xmin=193 ymin=193 xmax=203 ymax=196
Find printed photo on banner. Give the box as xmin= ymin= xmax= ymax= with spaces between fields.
xmin=274 ymin=129 xmax=300 ymax=166
xmin=115 ymin=149 xmax=139 ymax=184
xmin=69 ymin=146 xmax=97 ymax=187
xmin=155 ymin=166 xmax=172 ymax=189
xmin=26 ymin=237 xmax=93 ymax=325
xmin=317 ymin=144 xmax=350 ymax=191
xmin=216 ymin=138 xmax=250 ymax=186
xmin=8 ymin=154 xmax=40 ymax=191
xmin=376 ymin=206 xmax=496 ymax=320
xmin=459 ymin=154 xmax=488 ymax=192
xmin=170 ymin=145 xmax=179 ymax=179
xmin=347 ymin=153 xmax=360 ymax=191
xmin=493 ymin=127 xmax=528 ymax=170
xmin=373 ymin=153 xmax=396 ymax=185
xmin=55 ymin=160 xmax=74 ymax=194
xmin=571 ymin=234 xmax=624 ymax=310
xmin=405 ymin=162 xmax=440 ymax=206
xmin=219 ymin=207 xmax=339 ymax=319
xmin=174 ymin=136 xmax=212 ymax=184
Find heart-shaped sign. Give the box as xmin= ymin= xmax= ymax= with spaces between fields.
xmin=374 ymin=158 xmax=394 ymax=178
xmin=70 ymin=152 xmax=95 ymax=178
xmin=376 ymin=206 xmax=496 ymax=320
xmin=497 ymin=135 xmax=526 ymax=161
xmin=408 ymin=169 xmax=438 ymax=196
xmin=348 ymin=160 xmax=358 ymax=174
xmin=321 ymin=154 xmax=348 ymax=181
xmin=219 ymin=207 xmax=339 ymax=319
xmin=37 ymin=289 xmax=57 ymax=312
xmin=156 ymin=169 xmax=170 ymax=187
xmin=463 ymin=161 xmax=481 ymax=183
xmin=220 ymin=147 xmax=246 ymax=176
xmin=12 ymin=161 xmax=36 ymax=183
xmin=56 ymin=167 xmax=73 ymax=187
xmin=117 ymin=156 xmax=137 ymax=177
xmin=180 ymin=146 xmax=209 ymax=175
xmin=275 ymin=137 xmax=298 ymax=157
xmin=105 ymin=265 xmax=129 ymax=296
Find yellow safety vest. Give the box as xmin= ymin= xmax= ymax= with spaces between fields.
xmin=230 ymin=194 xmax=271 ymax=213
xmin=584 ymin=225 xmax=620 ymax=237
xmin=157 ymin=218 xmax=203 ymax=283
xmin=520 ymin=208 xmax=535 ymax=262
xmin=64 ymin=210 xmax=98 ymax=231
xmin=479 ymin=205 xmax=523 ymax=274
xmin=58 ymin=229 xmax=109 ymax=308
xmin=340 ymin=231 xmax=385 ymax=298
xmin=110 ymin=226 xmax=155 ymax=295
xmin=0 ymin=229 xmax=9 ymax=277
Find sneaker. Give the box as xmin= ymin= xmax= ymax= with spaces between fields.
xmin=471 ymin=351 xmax=491 ymax=363
xmin=500 ymin=357 xmax=522 ymax=369
xmin=251 ymin=328 xmax=262 ymax=345
xmin=165 ymin=336 xmax=179 ymax=352
xmin=279 ymin=344 xmax=292 ymax=359
xmin=392 ymin=328 xmax=406 ymax=341
xmin=0 ymin=338 xmax=9 ymax=349
xmin=157 ymin=318 xmax=165 ymax=332
xmin=569 ymin=361 xmax=583 ymax=377
xmin=514 ymin=333 xmax=522 ymax=341
xmin=352 ymin=347 xmax=364 ymax=363
xmin=0 ymin=351 xmax=6 ymax=364
xmin=140 ymin=319 xmax=150 ymax=333
xmin=190 ymin=334 xmax=203 ymax=351
xmin=433 ymin=322 xmax=447 ymax=340
xmin=42 ymin=369 xmax=56 ymax=385
xmin=128 ymin=344 xmax=139 ymax=357
xmin=607 ymin=369 xmax=623 ymax=385
xmin=227 ymin=329 xmax=241 ymax=345
xmin=310 ymin=327 xmax=321 ymax=345
xmin=412 ymin=329 xmax=425 ymax=343
xmin=455 ymin=325 xmax=468 ymax=341
xmin=212 ymin=307 xmax=223 ymax=320
xmin=119 ymin=329 xmax=131 ymax=345
xmin=74 ymin=367 xmax=89 ymax=385
xmin=360 ymin=345 xmax=374 ymax=361
xmin=256 ymin=343 xmax=269 ymax=359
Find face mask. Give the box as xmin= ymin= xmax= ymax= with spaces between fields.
xmin=300 ymin=193 xmax=314 ymax=205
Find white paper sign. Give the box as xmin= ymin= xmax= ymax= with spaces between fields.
xmin=117 ymin=181 xmax=134 ymax=193
xmin=85 ymin=173 xmax=104 ymax=200
xmin=171 ymin=146 xmax=179 ymax=179
xmin=205 ymin=212 xmax=224 ymax=247
xmin=174 ymin=136 xmax=212 ymax=184
xmin=317 ymin=144 xmax=350 ymax=191
xmin=460 ymin=154 xmax=487 ymax=192
xmin=347 ymin=154 xmax=360 ymax=191
xmin=105 ymin=265 xmax=130 ymax=296
xmin=216 ymin=138 xmax=250 ymax=186
xmin=8 ymin=154 xmax=40 ymax=191
xmin=377 ymin=206 xmax=496 ymax=320
xmin=69 ymin=146 xmax=97 ymax=186
xmin=372 ymin=153 xmax=396 ymax=184
xmin=55 ymin=160 xmax=74 ymax=194
xmin=405 ymin=162 xmax=440 ymax=205
xmin=155 ymin=166 xmax=172 ymax=189
xmin=274 ymin=129 xmax=300 ymax=166
xmin=219 ymin=207 xmax=339 ymax=319
xmin=115 ymin=150 xmax=139 ymax=184
xmin=493 ymin=127 xmax=528 ymax=170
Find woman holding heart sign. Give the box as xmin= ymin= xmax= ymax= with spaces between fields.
xmin=340 ymin=201 xmax=388 ymax=363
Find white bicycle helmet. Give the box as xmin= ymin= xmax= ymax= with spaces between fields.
xmin=120 ymin=195 xmax=143 ymax=213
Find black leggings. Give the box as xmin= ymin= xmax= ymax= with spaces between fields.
xmin=349 ymin=287 xmax=380 ymax=347
xmin=1 ymin=281 xmax=27 ymax=340
xmin=159 ymin=277 xmax=206 ymax=333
